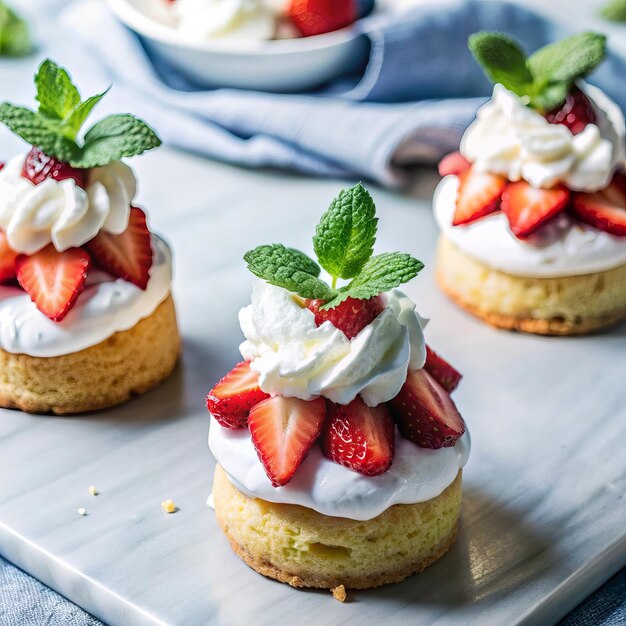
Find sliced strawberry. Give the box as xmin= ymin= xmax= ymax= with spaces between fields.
xmin=438 ymin=151 xmax=471 ymax=178
xmin=85 ymin=207 xmax=152 ymax=289
xmin=248 ymin=396 xmax=326 ymax=487
xmin=425 ymin=345 xmax=462 ymax=393
xmin=286 ymin=0 xmax=356 ymax=37
xmin=321 ymin=397 xmax=394 ymax=476
xmin=545 ymin=87 xmax=596 ymax=136
xmin=0 ymin=230 xmax=18 ymax=283
xmin=0 ymin=163 xmax=4 ymax=172
xmin=501 ymin=181 xmax=570 ymax=239
xmin=16 ymin=245 xmax=90 ymax=322
xmin=206 ymin=361 xmax=270 ymax=430
xmin=453 ymin=166 xmax=506 ymax=226
xmin=388 ymin=368 xmax=465 ymax=449
xmin=22 ymin=147 xmax=87 ymax=188
xmin=306 ymin=295 xmax=386 ymax=340
xmin=570 ymin=175 xmax=626 ymax=237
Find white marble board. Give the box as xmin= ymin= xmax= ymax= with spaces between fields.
xmin=0 ymin=141 xmax=625 ymax=626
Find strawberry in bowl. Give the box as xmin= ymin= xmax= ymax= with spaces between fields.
xmin=0 ymin=59 xmax=180 ymax=414
xmin=434 ymin=31 xmax=626 ymax=336
xmin=207 ymin=183 xmax=470 ymax=593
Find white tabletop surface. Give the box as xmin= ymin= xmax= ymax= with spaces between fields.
xmin=1 ymin=2 xmax=626 ymax=624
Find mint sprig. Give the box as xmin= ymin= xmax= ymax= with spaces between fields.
xmin=0 ymin=59 xmax=160 ymax=168
xmin=0 ymin=1 xmax=31 ymax=57
xmin=244 ymin=183 xmax=423 ymax=310
xmin=468 ymin=31 xmax=607 ymax=112
xmin=600 ymin=0 xmax=626 ymax=22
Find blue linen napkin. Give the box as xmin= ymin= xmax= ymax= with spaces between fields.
xmin=26 ymin=0 xmax=624 ymax=188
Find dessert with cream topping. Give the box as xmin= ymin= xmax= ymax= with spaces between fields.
xmin=207 ymin=183 xmax=470 ymax=591
xmin=161 ymin=0 xmax=374 ymax=42
xmin=435 ymin=31 xmax=626 ymax=335
xmin=0 ymin=60 xmax=179 ymax=413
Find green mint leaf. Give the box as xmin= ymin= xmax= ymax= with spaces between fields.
xmin=529 ymin=82 xmax=570 ymax=113
xmin=62 ymin=89 xmax=108 ymax=140
xmin=313 ymin=183 xmax=378 ymax=282
xmin=0 ymin=1 xmax=31 ymax=57
xmin=0 ymin=102 xmax=78 ymax=161
xmin=528 ymin=32 xmax=607 ymax=95
xmin=322 ymin=253 xmax=424 ymax=310
xmin=468 ymin=31 xmax=534 ymax=97
xmin=601 ymin=0 xmax=626 ymax=22
xmin=244 ymin=244 xmax=336 ymax=301
xmin=73 ymin=114 xmax=161 ymax=168
xmin=35 ymin=59 xmax=81 ymax=121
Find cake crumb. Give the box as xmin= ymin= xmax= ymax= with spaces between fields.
xmin=331 ymin=585 xmax=346 ymax=602
xmin=161 ymin=499 xmax=178 ymax=513
xmin=77 ymin=507 xmax=87 ymax=516
xmin=88 ymin=486 xmax=98 ymax=496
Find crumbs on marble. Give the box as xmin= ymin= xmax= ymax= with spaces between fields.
xmin=88 ymin=485 xmax=99 ymax=496
xmin=331 ymin=585 xmax=346 ymax=602
xmin=77 ymin=507 xmax=87 ymax=516
xmin=161 ymin=499 xmax=178 ymax=514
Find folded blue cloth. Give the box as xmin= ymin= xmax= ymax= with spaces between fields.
xmin=21 ymin=0 xmax=622 ymax=187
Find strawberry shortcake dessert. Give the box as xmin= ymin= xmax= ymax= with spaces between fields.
xmin=207 ymin=183 xmax=470 ymax=591
xmin=0 ymin=60 xmax=179 ymax=414
xmin=435 ymin=31 xmax=626 ymax=335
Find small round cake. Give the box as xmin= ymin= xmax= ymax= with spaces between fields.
xmin=434 ymin=33 xmax=626 ymax=336
xmin=213 ymin=464 xmax=462 ymax=590
xmin=0 ymin=60 xmax=179 ymax=413
xmin=206 ymin=182 xmax=470 ymax=593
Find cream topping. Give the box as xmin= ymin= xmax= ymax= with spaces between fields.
xmin=239 ymin=282 xmax=427 ymax=406
xmin=0 ymin=155 xmax=136 ymax=255
xmin=209 ymin=417 xmax=471 ymax=520
xmin=460 ymin=84 xmax=625 ymax=192
xmin=0 ymin=236 xmax=172 ymax=357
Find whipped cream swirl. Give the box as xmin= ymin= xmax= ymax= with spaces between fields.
xmin=461 ymin=84 xmax=625 ymax=192
xmin=171 ymin=0 xmax=281 ymax=41
xmin=0 ymin=154 xmax=136 ymax=255
xmin=239 ymin=282 xmax=427 ymax=406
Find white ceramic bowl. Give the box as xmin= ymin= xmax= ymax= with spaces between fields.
xmin=108 ymin=0 xmax=371 ymax=92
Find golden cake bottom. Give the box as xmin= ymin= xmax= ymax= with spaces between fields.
xmin=213 ymin=463 xmax=462 ymax=590
xmin=0 ymin=294 xmax=180 ymax=415
xmin=436 ymin=236 xmax=626 ymax=336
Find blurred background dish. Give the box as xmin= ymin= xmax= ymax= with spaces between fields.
xmin=108 ymin=0 xmax=373 ymax=91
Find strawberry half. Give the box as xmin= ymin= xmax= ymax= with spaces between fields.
xmin=286 ymin=0 xmax=356 ymax=37
xmin=321 ymin=397 xmax=394 ymax=476
xmin=85 ymin=207 xmax=153 ymax=289
xmin=438 ymin=152 xmax=471 ymax=178
xmin=425 ymin=345 xmax=462 ymax=393
xmin=545 ymin=87 xmax=596 ymax=136
xmin=22 ymin=147 xmax=87 ymax=188
xmin=570 ymin=174 xmax=626 ymax=237
xmin=306 ymin=295 xmax=386 ymax=340
xmin=453 ymin=166 xmax=506 ymax=226
xmin=16 ymin=245 xmax=90 ymax=322
xmin=0 ymin=230 xmax=18 ymax=283
xmin=501 ymin=181 xmax=570 ymax=239
xmin=206 ymin=361 xmax=270 ymax=429
xmin=388 ymin=368 xmax=465 ymax=449
xmin=248 ymin=396 xmax=326 ymax=487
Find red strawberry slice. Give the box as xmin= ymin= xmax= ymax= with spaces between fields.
xmin=286 ymin=0 xmax=356 ymax=37
xmin=248 ymin=396 xmax=326 ymax=487
xmin=425 ymin=345 xmax=462 ymax=393
xmin=16 ymin=245 xmax=90 ymax=322
xmin=306 ymin=295 xmax=386 ymax=340
xmin=0 ymin=163 xmax=4 ymax=172
xmin=321 ymin=397 xmax=394 ymax=476
xmin=438 ymin=151 xmax=471 ymax=178
xmin=206 ymin=361 xmax=270 ymax=430
xmin=85 ymin=207 xmax=153 ymax=289
xmin=0 ymin=230 xmax=18 ymax=283
xmin=501 ymin=181 xmax=570 ymax=239
xmin=453 ymin=166 xmax=506 ymax=226
xmin=22 ymin=147 xmax=87 ymax=188
xmin=388 ymin=368 xmax=465 ymax=449
xmin=545 ymin=87 xmax=596 ymax=136
xmin=570 ymin=175 xmax=626 ymax=237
